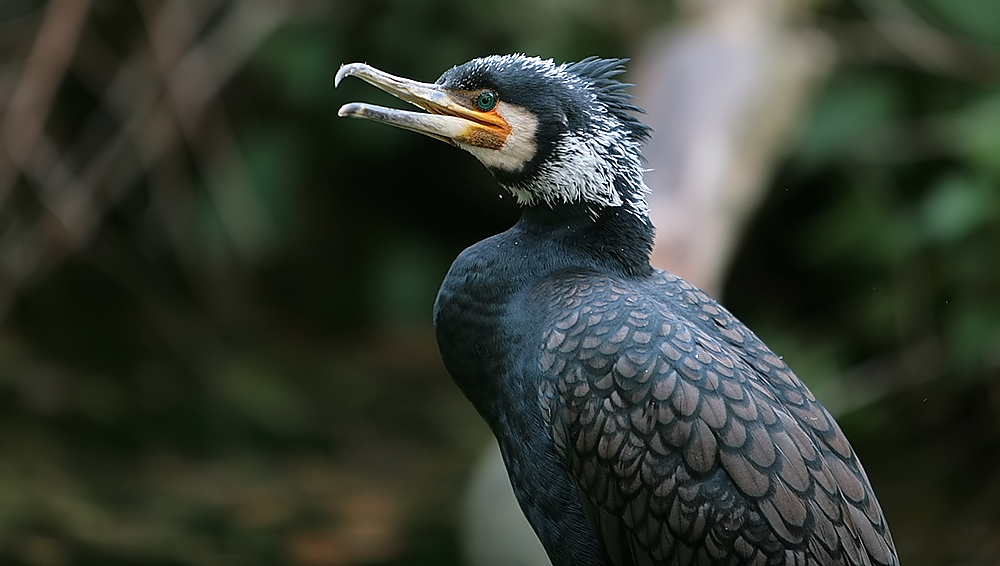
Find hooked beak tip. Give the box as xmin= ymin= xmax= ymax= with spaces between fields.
xmin=334 ymin=63 xmax=362 ymax=88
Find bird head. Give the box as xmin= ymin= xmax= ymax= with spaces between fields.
xmin=336 ymin=54 xmax=652 ymax=217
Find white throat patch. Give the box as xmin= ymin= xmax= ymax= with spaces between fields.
xmin=518 ymin=124 xmax=650 ymax=218
xmin=474 ymin=106 xmax=649 ymax=218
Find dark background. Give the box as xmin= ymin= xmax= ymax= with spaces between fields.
xmin=0 ymin=0 xmax=999 ymax=564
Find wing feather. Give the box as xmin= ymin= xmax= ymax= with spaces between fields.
xmin=536 ymin=271 xmax=898 ymax=566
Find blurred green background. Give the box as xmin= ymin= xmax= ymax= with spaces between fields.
xmin=0 ymin=0 xmax=999 ymax=564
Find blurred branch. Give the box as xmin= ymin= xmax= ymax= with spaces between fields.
xmin=0 ymin=0 xmax=92 ymax=211
xmin=824 ymin=335 xmax=942 ymax=416
xmin=855 ymin=0 xmax=1000 ymax=81
xmin=0 ymin=0 xmax=291 ymax=321
xmin=640 ymin=0 xmax=835 ymax=294
xmin=140 ymin=0 xmax=285 ymax=264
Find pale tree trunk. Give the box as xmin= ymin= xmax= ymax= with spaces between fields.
xmin=462 ymin=2 xmax=834 ymax=564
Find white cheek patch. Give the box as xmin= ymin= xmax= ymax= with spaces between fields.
xmin=460 ymin=98 xmax=650 ymax=219
xmin=460 ymin=102 xmax=538 ymax=173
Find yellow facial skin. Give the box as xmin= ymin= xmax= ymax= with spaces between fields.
xmin=336 ymin=63 xmax=511 ymax=150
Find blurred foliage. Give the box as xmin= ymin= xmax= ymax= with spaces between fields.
xmin=725 ymin=0 xmax=1000 ymax=561
xmin=0 ymin=0 xmax=670 ymax=564
xmin=0 ymin=0 xmax=999 ymax=564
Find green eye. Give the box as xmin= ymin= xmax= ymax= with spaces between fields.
xmin=476 ymin=91 xmax=498 ymax=111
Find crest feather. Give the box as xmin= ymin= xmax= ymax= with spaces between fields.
xmin=562 ymin=57 xmax=651 ymax=143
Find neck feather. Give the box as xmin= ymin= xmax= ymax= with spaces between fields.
xmin=518 ymin=202 xmax=654 ymax=278
xmin=503 ymin=113 xmax=649 ymax=219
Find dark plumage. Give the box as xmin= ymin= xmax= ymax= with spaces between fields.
xmin=337 ymin=54 xmax=898 ymax=566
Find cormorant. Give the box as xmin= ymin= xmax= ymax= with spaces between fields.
xmin=335 ymin=54 xmax=898 ymax=566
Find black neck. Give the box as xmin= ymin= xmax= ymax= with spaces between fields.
xmin=517 ymin=202 xmax=655 ymax=278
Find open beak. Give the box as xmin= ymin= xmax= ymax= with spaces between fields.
xmin=335 ymin=62 xmax=508 ymax=148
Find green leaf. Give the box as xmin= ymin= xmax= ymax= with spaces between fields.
xmin=944 ymin=304 xmax=1000 ymax=377
xmin=922 ymin=0 xmax=1000 ymax=44
xmin=796 ymin=75 xmax=901 ymax=168
xmin=920 ymin=173 xmax=998 ymax=243
xmin=952 ymin=92 xmax=1000 ymax=176
xmin=805 ymin=177 xmax=919 ymax=266
xmin=254 ymin=23 xmax=339 ymax=107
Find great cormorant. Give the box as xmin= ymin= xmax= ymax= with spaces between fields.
xmin=335 ymin=54 xmax=898 ymax=566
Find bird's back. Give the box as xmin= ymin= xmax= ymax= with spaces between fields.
xmin=534 ymin=268 xmax=898 ymax=566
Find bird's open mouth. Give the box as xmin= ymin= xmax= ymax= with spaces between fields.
xmin=335 ymin=63 xmax=509 ymax=148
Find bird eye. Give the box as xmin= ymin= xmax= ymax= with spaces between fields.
xmin=476 ymin=91 xmax=498 ymax=111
